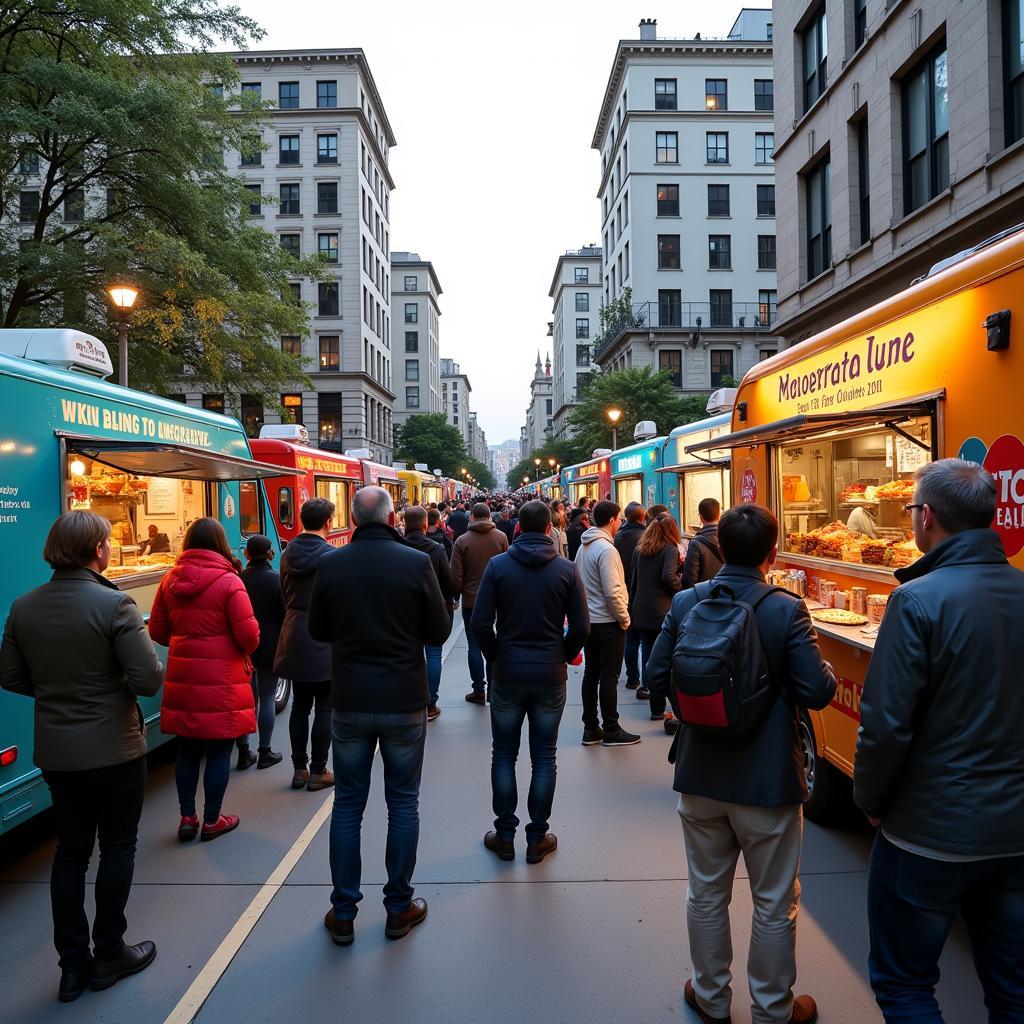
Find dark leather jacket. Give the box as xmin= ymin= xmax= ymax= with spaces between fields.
xmin=854 ymin=529 xmax=1024 ymax=857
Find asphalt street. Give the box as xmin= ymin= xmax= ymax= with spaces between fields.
xmin=0 ymin=618 xmax=985 ymax=1024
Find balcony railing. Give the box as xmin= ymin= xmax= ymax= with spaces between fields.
xmin=593 ymin=300 xmax=777 ymax=361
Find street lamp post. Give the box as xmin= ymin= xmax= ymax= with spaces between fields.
xmin=607 ymin=407 xmax=622 ymax=451
xmin=534 ymin=456 xmax=541 ymax=482
xmin=107 ymin=285 xmax=140 ymax=388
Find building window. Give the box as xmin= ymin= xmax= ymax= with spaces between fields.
xmin=657 ymin=183 xmax=679 ymax=216
xmin=1008 ymin=0 xmax=1024 ymax=145
xmin=401 ymin=275 xmax=415 ymax=290
xmin=706 ymin=132 xmax=729 ymax=163
xmin=903 ymin=46 xmax=949 ymax=215
xmin=405 ymin=330 xmax=419 ymax=352
xmin=754 ymin=79 xmax=774 ymax=111
xmin=19 ymin=150 xmax=39 ymax=174
xmin=405 ymin=360 xmax=419 ymax=381
xmin=318 ymin=392 xmax=342 ymax=449
xmin=576 ymin=318 xmax=590 ymax=339
xmin=281 ymin=393 xmax=303 ymax=425
xmin=240 ymin=82 xmax=261 ymax=101
xmin=576 ymin=345 xmax=591 ymax=367
xmin=855 ymin=0 xmax=868 ymax=50
xmin=317 ymin=134 xmax=338 ymax=164
xmin=239 ymin=134 xmax=261 ymax=167
xmin=241 ymin=395 xmax=264 ymax=439
xmin=279 ymin=135 xmax=299 ymax=165
xmin=710 ymin=290 xmax=733 ymax=328
xmin=244 ymin=184 xmax=262 ymax=215
xmin=318 ymin=283 xmax=339 ymax=317
xmin=707 ymin=184 xmax=730 ymax=217
xmin=404 ymin=302 xmax=417 ymax=323
xmin=575 ymin=292 xmax=589 ymax=312
xmin=318 ymin=334 xmax=340 ymax=370
xmin=279 ymin=183 xmax=300 ymax=215
xmin=654 ymin=78 xmax=677 ymax=110
xmin=317 ymin=181 xmax=338 ymax=214
xmin=281 ymin=335 xmax=302 ymax=357
xmin=202 ymin=394 xmax=225 ymax=414
xmin=658 ymin=289 xmax=682 ymax=328
xmin=857 ymin=119 xmax=871 ymax=245
xmin=710 ymin=349 xmax=734 ymax=386
xmin=316 ymin=80 xmax=337 ymax=108
xmin=757 ymin=183 xmax=775 ymax=218
xmin=802 ymin=6 xmax=828 ymax=113
xmin=759 ymin=290 xmax=778 ymax=325
xmin=757 ymin=234 xmax=777 ymax=270
xmin=280 ymin=233 xmax=301 ymax=259
xmin=705 ymin=78 xmax=728 ymax=111
xmin=574 ymin=266 xmax=589 ymax=283
xmin=318 ymin=232 xmax=339 ymax=263
xmin=759 ymin=348 xmax=778 ymax=361
xmin=63 ymin=190 xmax=84 ymax=222
xmin=279 ymin=81 xmax=299 ymax=109
xmin=806 ymin=155 xmax=832 ymax=278
xmin=659 ymin=349 xmax=682 ymax=387
xmin=657 ymin=234 xmax=681 ymax=270
xmin=406 ymin=386 xmax=420 ymax=409
xmin=755 ymin=132 xmax=774 ymax=164
xmin=287 ymin=282 xmax=302 ymax=305
xmin=656 ymin=131 xmax=678 ymax=163
xmin=708 ymin=235 xmax=731 ymax=270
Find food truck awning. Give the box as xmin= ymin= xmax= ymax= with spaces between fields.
xmin=60 ymin=434 xmax=301 ymax=481
xmin=684 ymin=398 xmax=940 ymax=457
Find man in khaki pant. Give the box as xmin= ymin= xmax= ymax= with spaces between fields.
xmin=646 ymin=505 xmax=835 ymax=1024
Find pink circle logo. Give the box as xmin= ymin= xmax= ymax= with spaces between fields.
xmin=740 ymin=469 xmax=758 ymax=504
xmin=984 ymin=434 xmax=1024 ymax=557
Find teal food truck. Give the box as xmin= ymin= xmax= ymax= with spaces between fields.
xmin=609 ymin=429 xmax=668 ymax=513
xmin=0 ymin=329 xmax=293 ymax=834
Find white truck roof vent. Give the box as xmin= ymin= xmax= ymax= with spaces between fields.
xmin=633 ymin=420 xmax=657 ymax=441
xmin=706 ymin=387 xmax=737 ymax=414
xmin=0 ymin=328 xmax=114 ymax=379
xmin=259 ymin=423 xmax=310 ymax=444
xmin=344 ymin=447 xmax=372 ymax=458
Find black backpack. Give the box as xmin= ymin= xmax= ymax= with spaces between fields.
xmin=671 ymin=580 xmax=784 ymax=737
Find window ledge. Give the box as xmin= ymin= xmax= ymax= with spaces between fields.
xmin=277 ymin=163 xmax=303 ymax=170
xmin=756 ymin=267 xmax=776 ymax=272
xmin=314 ymin=212 xmax=341 ymax=218
xmin=277 ymin=213 xmax=302 ymax=219
xmin=706 ymin=162 xmax=732 ymax=167
xmin=802 ymin=265 xmax=836 ymax=289
xmin=985 ymin=136 xmax=1024 ymax=171
xmin=890 ymin=187 xmax=953 ymax=232
xmin=756 ymin=213 xmax=777 ymax=219
xmin=708 ymin=267 xmax=733 ymax=272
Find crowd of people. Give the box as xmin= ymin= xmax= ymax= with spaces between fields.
xmin=1 ymin=459 xmax=1023 ymax=1024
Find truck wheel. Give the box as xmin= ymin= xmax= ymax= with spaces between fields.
xmin=274 ymin=678 xmax=291 ymax=715
xmin=800 ymin=711 xmax=841 ymax=824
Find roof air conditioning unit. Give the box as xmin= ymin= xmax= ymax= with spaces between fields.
xmin=392 ymin=461 xmax=408 ymax=471
xmin=433 ymin=468 xmax=442 ymax=476
xmin=0 ymin=328 xmax=114 ymax=379
xmin=633 ymin=420 xmax=657 ymax=441
xmin=706 ymin=387 xmax=738 ymax=414
xmin=413 ymin=462 xmax=429 ymax=472
xmin=260 ymin=423 xmax=310 ymax=444
xmin=344 ymin=447 xmax=372 ymax=458
xmin=591 ymin=448 xmax=612 ymax=458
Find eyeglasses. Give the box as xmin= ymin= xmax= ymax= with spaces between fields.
xmin=903 ymin=503 xmax=925 ymax=514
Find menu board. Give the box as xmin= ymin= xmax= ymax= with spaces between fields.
xmin=146 ymin=477 xmax=178 ymax=515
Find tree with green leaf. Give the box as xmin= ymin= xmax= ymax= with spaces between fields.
xmin=395 ymin=413 xmax=468 ymax=478
xmin=0 ymin=0 xmax=322 ymax=401
xmin=506 ymin=438 xmax=582 ymax=492
xmin=464 ymin=457 xmax=496 ymax=491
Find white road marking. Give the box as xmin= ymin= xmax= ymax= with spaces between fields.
xmin=162 ymin=610 xmax=467 ymax=1023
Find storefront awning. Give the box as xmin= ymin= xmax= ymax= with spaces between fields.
xmin=60 ymin=434 xmax=301 ymax=482
xmin=684 ymin=399 xmax=939 ymax=457
xmin=657 ymin=457 xmax=730 ymax=473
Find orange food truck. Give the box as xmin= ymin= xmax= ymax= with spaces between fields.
xmin=685 ymin=224 xmax=1024 ymax=820
xmin=359 ymin=455 xmax=405 ymax=507
xmin=251 ymin=426 xmax=361 ymax=546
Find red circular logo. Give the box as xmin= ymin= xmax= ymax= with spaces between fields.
xmin=740 ymin=469 xmax=758 ymax=504
xmin=983 ymin=434 xmax=1024 ymax=557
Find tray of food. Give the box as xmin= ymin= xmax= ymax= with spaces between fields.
xmin=811 ymin=608 xmax=870 ymax=626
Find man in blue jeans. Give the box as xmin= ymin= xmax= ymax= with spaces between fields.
xmin=309 ymin=487 xmax=451 ymax=945
xmin=471 ymin=500 xmax=589 ymax=863
xmin=855 ymin=459 xmax=1024 ymax=1023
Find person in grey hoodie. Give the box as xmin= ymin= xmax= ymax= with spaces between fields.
xmin=574 ymin=500 xmax=640 ymax=747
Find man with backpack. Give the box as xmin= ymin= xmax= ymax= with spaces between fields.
xmin=645 ymin=504 xmax=835 ymax=1024
xmin=682 ymin=498 xmax=723 ymax=588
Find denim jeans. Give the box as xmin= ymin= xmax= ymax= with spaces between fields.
xmin=329 ymin=709 xmax=427 ymax=919
xmin=290 ymin=679 xmax=331 ymax=773
xmin=246 ymin=667 xmax=278 ymax=750
xmin=581 ymin=621 xmax=626 ymax=729
xmin=623 ymin=625 xmax=642 ymax=684
xmin=640 ymin=628 xmax=666 ymax=715
xmin=425 ymin=645 xmax=443 ymax=706
xmin=175 ymin=738 xmax=233 ymax=823
xmin=463 ymin=605 xmax=491 ymax=692
xmin=868 ymin=833 xmax=1024 ymax=1023
xmin=43 ymin=758 xmax=146 ymax=969
xmin=490 ymin=682 xmax=566 ymax=844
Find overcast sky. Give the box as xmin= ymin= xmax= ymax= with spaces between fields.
xmin=239 ymin=0 xmax=772 ymax=444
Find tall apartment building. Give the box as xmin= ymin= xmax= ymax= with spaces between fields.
xmin=549 ymin=245 xmax=602 ymax=439
xmin=440 ymin=357 xmax=474 ymax=448
xmin=522 ymin=353 xmax=554 ymax=458
xmin=467 ymin=411 xmax=488 ymax=465
xmin=772 ymin=0 xmax=1024 ymax=343
xmin=591 ymin=15 xmax=782 ymax=393
xmin=391 ymin=251 xmax=442 ymax=426
xmin=205 ymin=49 xmax=397 ymax=460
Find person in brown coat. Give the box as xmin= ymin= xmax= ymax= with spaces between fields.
xmin=451 ymin=503 xmax=508 ymax=703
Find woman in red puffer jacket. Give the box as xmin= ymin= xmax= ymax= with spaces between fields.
xmin=149 ymin=517 xmax=259 ymax=843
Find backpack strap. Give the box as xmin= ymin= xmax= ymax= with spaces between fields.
xmin=691 ymin=534 xmax=724 ymax=564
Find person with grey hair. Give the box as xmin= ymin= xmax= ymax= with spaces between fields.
xmin=309 ymin=485 xmax=451 ymax=945
xmin=854 ymin=458 xmax=1024 ymax=1023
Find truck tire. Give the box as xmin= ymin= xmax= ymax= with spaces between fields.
xmin=274 ymin=677 xmax=291 ymax=715
xmin=800 ymin=711 xmax=842 ymax=824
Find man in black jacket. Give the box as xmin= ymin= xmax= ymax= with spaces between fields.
xmin=565 ymin=507 xmax=590 ymax=560
xmin=614 ymin=502 xmax=646 ymax=689
xmin=682 ymin=498 xmax=723 ymax=588
xmin=274 ymin=498 xmax=336 ymax=792
xmin=646 ymin=504 xmax=834 ymax=1024
xmin=447 ymin=501 xmax=470 ymax=541
xmin=472 ymin=500 xmax=589 ymax=864
xmin=403 ymin=505 xmax=455 ymax=721
xmin=854 ymin=459 xmax=1024 ymax=1023
xmin=309 ymin=486 xmax=451 ymax=946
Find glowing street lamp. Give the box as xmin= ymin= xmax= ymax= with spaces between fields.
xmin=107 ymin=285 xmax=140 ymax=388
xmin=606 ymin=407 xmax=622 ymax=450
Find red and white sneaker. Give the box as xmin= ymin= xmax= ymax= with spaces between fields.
xmin=200 ymin=814 xmax=240 ymax=842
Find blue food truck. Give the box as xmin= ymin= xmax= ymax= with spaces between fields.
xmin=609 ymin=430 xmax=668 ymax=512
xmin=0 ymin=329 xmax=293 ymax=834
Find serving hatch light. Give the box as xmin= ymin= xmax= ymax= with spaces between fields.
xmin=69 ymin=458 xmax=87 ymax=476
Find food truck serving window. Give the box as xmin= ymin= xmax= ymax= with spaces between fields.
xmin=614 ymin=477 xmax=643 ymax=509
xmin=314 ymin=477 xmax=350 ymax=531
xmin=681 ymin=467 xmax=730 ymax=536
xmin=779 ymin=416 xmax=931 ymax=570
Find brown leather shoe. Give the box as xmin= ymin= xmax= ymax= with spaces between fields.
xmin=465 ymin=691 xmax=486 ymax=705
xmin=384 ymin=897 xmax=427 ymax=939
xmin=484 ymin=830 xmax=514 ymax=861
xmin=684 ymin=979 xmax=731 ymax=1023
xmin=427 ymin=704 xmax=441 ymax=721
xmin=291 ymin=769 xmax=309 ymax=790
xmin=526 ymin=833 xmax=558 ymax=864
xmin=323 ymin=908 xmax=353 ymax=946
xmin=789 ymin=995 xmax=818 ymax=1023
xmin=306 ymin=770 xmax=334 ymax=792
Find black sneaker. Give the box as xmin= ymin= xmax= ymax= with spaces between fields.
xmin=257 ymin=749 xmax=283 ymax=769
xmin=635 ymin=686 xmax=651 ymax=700
xmin=582 ymin=726 xmax=604 ymax=745
xmin=235 ymin=745 xmax=256 ymax=771
xmin=602 ymin=726 xmax=641 ymax=747
xmin=625 ymin=678 xmax=641 ymax=690
xmin=90 ymin=941 xmax=156 ymax=991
